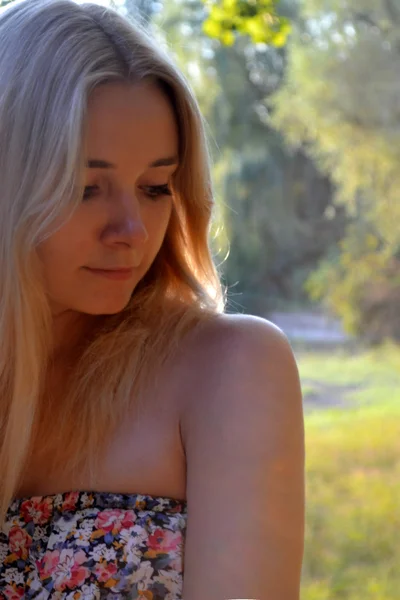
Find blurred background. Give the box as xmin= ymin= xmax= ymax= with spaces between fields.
xmin=4 ymin=0 xmax=400 ymax=597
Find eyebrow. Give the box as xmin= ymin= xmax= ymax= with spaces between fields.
xmin=86 ymin=157 xmax=179 ymax=169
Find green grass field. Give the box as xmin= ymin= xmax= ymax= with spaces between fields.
xmin=296 ymin=342 xmax=400 ymax=600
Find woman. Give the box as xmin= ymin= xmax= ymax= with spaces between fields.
xmin=0 ymin=0 xmax=305 ymax=598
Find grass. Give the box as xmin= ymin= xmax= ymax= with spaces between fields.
xmin=296 ymin=341 xmax=400 ymax=600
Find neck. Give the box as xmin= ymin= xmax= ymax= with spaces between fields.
xmin=51 ymin=310 xmax=97 ymax=365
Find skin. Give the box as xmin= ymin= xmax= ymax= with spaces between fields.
xmin=36 ymin=79 xmax=179 ymax=359
xmin=176 ymin=313 xmax=305 ymax=599
xmin=33 ymin=78 xmax=305 ymax=597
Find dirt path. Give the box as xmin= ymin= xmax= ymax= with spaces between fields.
xmin=268 ymin=310 xmax=352 ymax=345
xmin=300 ymin=379 xmax=366 ymax=413
xmin=268 ymin=310 xmax=360 ymax=411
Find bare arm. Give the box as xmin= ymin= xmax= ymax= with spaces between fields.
xmin=180 ymin=315 xmax=305 ymax=600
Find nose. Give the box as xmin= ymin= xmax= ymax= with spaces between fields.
xmin=101 ymin=190 xmax=149 ymax=247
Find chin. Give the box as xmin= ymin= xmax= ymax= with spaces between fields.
xmin=79 ymin=291 xmax=135 ymax=316
xmin=91 ymin=299 xmax=133 ymax=315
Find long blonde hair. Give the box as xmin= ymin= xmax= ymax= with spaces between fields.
xmin=0 ymin=0 xmax=225 ymax=528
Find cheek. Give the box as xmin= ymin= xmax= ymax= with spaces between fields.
xmin=37 ymin=222 xmax=91 ymax=281
xmin=143 ymin=202 xmax=172 ymax=254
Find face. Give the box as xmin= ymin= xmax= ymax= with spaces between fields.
xmin=37 ymin=80 xmax=179 ymax=317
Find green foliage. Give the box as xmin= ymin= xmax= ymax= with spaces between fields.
xmin=305 ymin=222 xmax=392 ymax=336
xmin=298 ymin=341 xmax=400 ymax=390
xmin=304 ymin=410 xmax=400 ymax=599
xmin=201 ymin=0 xmax=292 ymax=46
xmin=269 ymin=0 xmax=400 ymax=340
xmin=157 ymin=0 xmax=346 ymax=315
xmin=299 ymin=345 xmax=400 ymax=598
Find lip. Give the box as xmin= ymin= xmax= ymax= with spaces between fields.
xmin=84 ymin=267 xmax=134 ymax=281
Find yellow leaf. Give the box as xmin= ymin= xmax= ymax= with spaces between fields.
xmin=221 ymin=29 xmax=235 ymax=45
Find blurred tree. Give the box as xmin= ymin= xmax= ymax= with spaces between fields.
xmin=200 ymin=0 xmax=292 ymax=47
xmin=156 ymin=0 xmax=347 ymax=314
xmin=271 ymin=0 xmax=400 ymax=341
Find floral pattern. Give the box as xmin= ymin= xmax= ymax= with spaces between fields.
xmin=0 ymin=491 xmax=187 ymax=599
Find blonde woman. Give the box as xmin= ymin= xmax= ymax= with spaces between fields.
xmin=0 ymin=0 xmax=305 ymax=598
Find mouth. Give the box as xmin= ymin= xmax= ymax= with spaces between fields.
xmin=84 ymin=267 xmax=135 ymax=281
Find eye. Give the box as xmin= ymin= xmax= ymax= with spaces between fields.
xmin=82 ymin=183 xmax=172 ymax=202
xmin=82 ymin=185 xmax=100 ymax=201
xmin=141 ymin=184 xmax=172 ymax=200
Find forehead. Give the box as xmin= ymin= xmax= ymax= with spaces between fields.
xmin=84 ymin=81 xmax=179 ymax=167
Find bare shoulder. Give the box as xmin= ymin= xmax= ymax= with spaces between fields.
xmin=179 ymin=310 xmax=296 ymax=364
xmin=179 ymin=311 xmax=304 ymax=463
xmin=186 ymin=310 xmax=291 ymax=350
xmin=179 ymin=312 xmax=301 ymax=430
xmin=179 ymin=312 xmax=305 ymax=599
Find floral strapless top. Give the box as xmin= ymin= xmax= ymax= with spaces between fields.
xmin=0 ymin=490 xmax=187 ymax=599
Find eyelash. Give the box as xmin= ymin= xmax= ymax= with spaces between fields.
xmin=82 ymin=184 xmax=172 ymax=201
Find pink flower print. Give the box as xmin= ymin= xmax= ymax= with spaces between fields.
xmin=94 ymin=509 xmax=136 ymax=535
xmin=8 ymin=526 xmax=32 ymax=560
xmin=147 ymin=529 xmax=182 ymax=553
xmin=37 ymin=548 xmax=90 ymax=591
xmin=3 ymin=583 xmax=25 ymax=599
xmin=61 ymin=491 xmax=80 ymax=512
xmin=94 ymin=560 xmax=118 ymax=584
xmin=20 ymin=496 xmax=53 ymax=525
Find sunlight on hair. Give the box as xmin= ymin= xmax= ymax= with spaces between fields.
xmin=74 ymin=0 xmax=111 ymax=4
xmin=74 ymin=0 xmax=126 ymax=6
xmin=0 ymin=0 xmax=116 ymax=11
xmin=0 ymin=0 xmax=225 ymax=531
xmin=0 ymin=0 xmax=22 ymax=14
